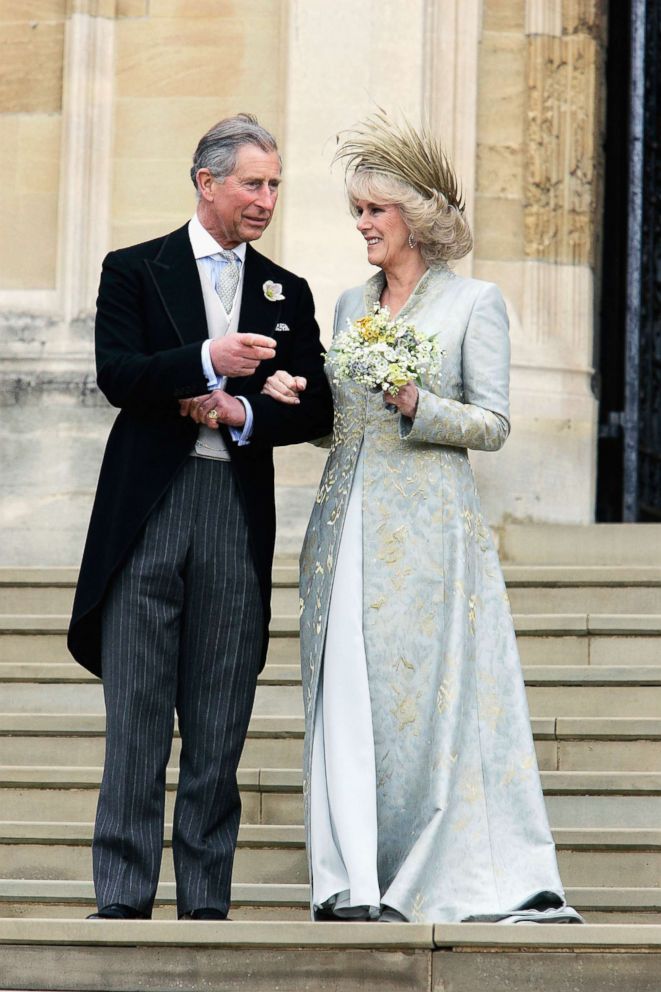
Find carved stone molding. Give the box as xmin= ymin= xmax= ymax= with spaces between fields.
xmin=56 ymin=11 xmax=115 ymax=322
xmin=524 ymin=24 xmax=602 ymax=266
xmin=423 ymin=0 xmax=481 ymax=274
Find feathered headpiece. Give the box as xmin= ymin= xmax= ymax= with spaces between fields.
xmin=333 ymin=111 xmax=465 ymax=212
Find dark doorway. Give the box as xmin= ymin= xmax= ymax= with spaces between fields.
xmin=596 ymin=0 xmax=661 ymax=521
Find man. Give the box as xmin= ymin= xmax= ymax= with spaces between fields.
xmin=68 ymin=114 xmax=333 ymax=921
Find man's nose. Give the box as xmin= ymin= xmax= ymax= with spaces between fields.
xmin=255 ymin=184 xmax=277 ymax=210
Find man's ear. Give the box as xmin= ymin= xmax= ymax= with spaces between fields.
xmin=196 ymin=168 xmax=215 ymax=201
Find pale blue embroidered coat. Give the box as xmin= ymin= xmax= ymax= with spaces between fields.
xmin=299 ymin=266 xmax=565 ymax=922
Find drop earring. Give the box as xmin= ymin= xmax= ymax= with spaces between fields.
xmin=408 ymin=232 xmax=417 ymax=249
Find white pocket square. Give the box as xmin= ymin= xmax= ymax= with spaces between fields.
xmin=274 ymin=322 xmax=290 ymax=333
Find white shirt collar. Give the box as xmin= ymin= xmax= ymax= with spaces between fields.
xmin=188 ymin=213 xmax=247 ymax=263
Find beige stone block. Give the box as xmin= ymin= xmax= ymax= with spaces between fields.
xmin=68 ymin=0 xmax=117 ymax=15
xmin=111 ymin=218 xmax=183 ymax=250
xmin=474 ymin=194 xmax=524 ymax=261
xmin=0 ymin=22 xmax=64 ymax=112
xmin=17 ymin=114 xmax=61 ymax=195
xmin=115 ymin=5 xmax=283 ymax=100
xmin=534 ymin=739 xmax=557 ymax=770
xmin=476 ymin=143 xmax=523 ymax=197
xmin=0 ymin=1 xmax=66 ymax=20
xmin=517 ymin=634 xmax=589 ymax=666
xmin=0 ymin=192 xmax=58 ymax=288
xmin=433 ymin=951 xmax=661 ymax=991
xmin=483 ymin=0 xmax=525 ymax=32
xmin=558 ymin=740 xmax=661 ymax=773
xmin=113 ymin=97 xmax=265 ymax=160
xmin=0 ymin=116 xmax=19 ymax=191
xmin=117 ymin=0 xmax=148 ymax=15
xmin=472 ymin=259 xmax=526 ymax=315
xmin=260 ymin=793 xmax=303 ymax=825
xmin=149 ymin=0 xmax=264 ymax=15
xmin=111 ymin=157 xmax=191 ymax=222
xmin=477 ymin=32 xmax=526 ymax=146
xmin=274 ymin=444 xmax=328 ymax=488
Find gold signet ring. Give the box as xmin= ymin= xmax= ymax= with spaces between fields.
xmin=207 ymin=409 xmax=219 ymax=420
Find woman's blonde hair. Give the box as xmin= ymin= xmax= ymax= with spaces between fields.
xmin=335 ymin=112 xmax=472 ymax=265
xmin=347 ymin=168 xmax=472 ymax=265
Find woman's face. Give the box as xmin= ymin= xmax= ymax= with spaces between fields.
xmin=354 ymin=199 xmax=410 ymax=271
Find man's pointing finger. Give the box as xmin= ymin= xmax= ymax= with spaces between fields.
xmin=243 ymin=333 xmax=277 ymax=349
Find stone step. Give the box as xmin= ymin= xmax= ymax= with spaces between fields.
xmin=0 ymin=581 xmax=300 ymax=618
xmin=1 ymin=715 xmax=659 ymax=773
xmin=2 ymin=666 xmax=661 ymax=718
xmin=0 ymin=767 xmax=659 ymax=826
xmin=2 ymin=920 xmax=661 ymax=992
xmin=0 ymin=630 xmax=303 ymax=666
xmin=4 ymin=570 xmax=661 ymax=615
xmin=2 ymin=766 xmax=657 ymax=795
xmin=3 ymin=615 xmax=661 ymax=669
xmin=498 ymin=523 xmax=661 ymax=565
xmin=0 ymin=713 xmax=306 ymax=770
xmin=0 ymin=883 xmax=660 ymax=922
xmin=0 ymin=823 xmax=658 ymax=889
xmin=3 ymin=661 xmax=661 ymax=686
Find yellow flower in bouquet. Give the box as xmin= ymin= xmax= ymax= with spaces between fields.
xmin=329 ymin=305 xmax=439 ymax=396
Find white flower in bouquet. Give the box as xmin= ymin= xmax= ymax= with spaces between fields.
xmin=329 ymin=304 xmax=439 ymax=396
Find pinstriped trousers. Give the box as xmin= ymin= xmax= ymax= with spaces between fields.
xmin=93 ymin=457 xmax=264 ymax=918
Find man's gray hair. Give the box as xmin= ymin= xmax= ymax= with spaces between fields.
xmin=190 ymin=113 xmax=279 ymax=192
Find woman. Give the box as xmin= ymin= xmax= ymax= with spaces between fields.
xmin=262 ymin=116 xmax=582 ymax=925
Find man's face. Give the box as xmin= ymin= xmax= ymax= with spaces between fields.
xmin=197 ymin=144 xmax=281 ymax=248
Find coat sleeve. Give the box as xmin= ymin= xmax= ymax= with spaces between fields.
xmin=95 ymin=252 xmax=209 ymax=412
xmin=246 ymin=278 xmax=334 ymax=446
xmin=399 ymin=282 xmax=511 ymax=452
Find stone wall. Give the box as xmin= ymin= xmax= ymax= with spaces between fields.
xmin=0 ymin=0 xmax=607 ymax=564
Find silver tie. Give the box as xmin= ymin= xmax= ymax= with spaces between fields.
xmin=213 ymin=250 xmax=240 ymax=315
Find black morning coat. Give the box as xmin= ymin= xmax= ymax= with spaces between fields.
xmin=67 ymin=223 xmax=334 ymax=678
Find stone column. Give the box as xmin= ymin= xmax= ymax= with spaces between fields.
xmin=423 ymin=0 xmax=482 ymax=276
xmin=0 ymin=1 xmax=117 ymax=565
xmin=472 ymin=0 xmax=605 ymax=525
xmin=57 ymin=0 xmax=115 ymax=325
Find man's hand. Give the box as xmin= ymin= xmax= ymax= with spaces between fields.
xmin=210 ymin=333 xmax=276 ymax=377
xmin=261 ymin=370 xmax=307 ymax=405
xmin=179 ymin=390 xmax=246 ymax=428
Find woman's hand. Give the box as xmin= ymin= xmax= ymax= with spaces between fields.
xmin=178 ymin=390 xmax=246 ymax=428
xmin=385 ymin=382 xmax=419 ymax=419
xmin=261 ymin=370 xmax=307 ymax=405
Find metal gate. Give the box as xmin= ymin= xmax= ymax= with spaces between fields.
xmin=623 ymin=0 xmax=661 ymax=520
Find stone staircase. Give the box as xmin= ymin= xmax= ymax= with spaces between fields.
xmin=0 ymin=524 xmax=660 ymax=991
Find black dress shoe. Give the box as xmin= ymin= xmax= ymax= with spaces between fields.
xmin=87 ymin=903 xmax=149 ymax=920
xmin=179 ymin=907 xmax=229 ymax=921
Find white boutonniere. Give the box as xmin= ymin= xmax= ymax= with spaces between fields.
xmin=263 ymin=280 xmax=285 ymax=302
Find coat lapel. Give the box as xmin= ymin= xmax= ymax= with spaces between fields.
xmin=238 ymin=244 xmax=283 ymax=338
xmin=145 ymin=224 xmax=207 ymax=347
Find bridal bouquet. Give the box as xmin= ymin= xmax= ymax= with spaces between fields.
xmin=330 ymin=304 xmax=438 ymax=396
